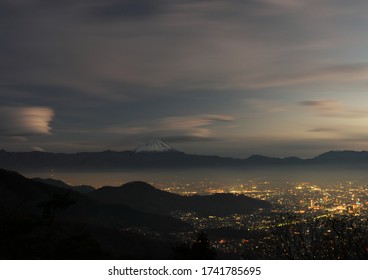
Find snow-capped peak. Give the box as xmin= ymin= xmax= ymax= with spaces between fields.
xmin=134 ymin=139 xmax=178 ymax=153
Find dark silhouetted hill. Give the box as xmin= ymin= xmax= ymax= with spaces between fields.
xmin=0 ymin=169 xmax=194 ymax=259
xmin=309 ymin=150 xmax=368 ymax=164
xmin=88 ymin=181 xmax=271 ymax=216
xmin=0 ymin=169 xmax=190 ymax=232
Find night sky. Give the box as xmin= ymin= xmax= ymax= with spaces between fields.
xmin=1 ymin=0 xmax=368 ymax=158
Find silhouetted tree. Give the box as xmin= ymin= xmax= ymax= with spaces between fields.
xmin=0 ymin=190 xmax=111 ymax=259
xmin=172 ymin=230 xmax=217 ymax=259
xmin=38 ymin=191 xmax=75 ymax=224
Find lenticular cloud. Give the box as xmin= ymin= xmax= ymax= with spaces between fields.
xmin=0 ymin=106 xmax=54 ymax=136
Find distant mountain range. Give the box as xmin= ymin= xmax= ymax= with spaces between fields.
xmin=2 ymin=143 xmax=368 ymax=171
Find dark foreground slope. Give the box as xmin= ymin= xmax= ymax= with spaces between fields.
xmin=89 ymin=181 xmax=271 ymax=216
xmin=0 ymin=169 xmax=190 ymax=232
xmin=0 ymin=169 xmax=191 ymax=259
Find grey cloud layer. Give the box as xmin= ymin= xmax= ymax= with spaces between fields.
xmin=2 ymin=0 xmax=368 ymax=155
xmin=2 ymin=0 xmax=368 ymax=104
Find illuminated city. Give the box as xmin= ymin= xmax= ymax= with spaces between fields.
xmin=153 ymin=177 xmax=368 ymax=258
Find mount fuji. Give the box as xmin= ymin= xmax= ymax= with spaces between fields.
xmin=134 ymin=139 xmax=179 ymax=153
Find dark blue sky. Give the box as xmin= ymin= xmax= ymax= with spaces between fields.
xmin=1 ymin=0 xmax=368 ymax=157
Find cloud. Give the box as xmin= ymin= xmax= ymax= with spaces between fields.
xmin=161 ymin=135 xmax=221 ymax=143
xmin=106 ymin=114 xmax=235 ymax=141
xmin=157 ymin=114 xmax=234 ymax=131
xmin=308 ymin=128 xmax=340 ymax=133
xmin=31 ymin=146 xmax=46 ymax=152
xmin=299 ymin=99 xmax=342 ymax=111
xmin=247 ymin=99 xmax=285 ymax=113
xmin=0 ymin=106 xmax=54 ymax=136
xmin=87 ymin=0 xmax=167 ymax=21
xmin=2 ymin=0 xmax=367 ymax=103
xmin=7 ymin=136 xmax=28 ymax=142
xmin=299 ymin=99 xmax=368 ymax=118
xmin=2 ymin=0 xmax=368 ymax=157
xmin=250 ymin=63 xmax=368 ymax=88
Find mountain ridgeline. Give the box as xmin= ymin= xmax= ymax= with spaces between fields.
xmin=0 ymin=168 xmax=270 ymax=259
xmin=88 ymin=181 xmax=271 ymax=217
xmin=0 ymin=169 xmax=190 ymax=233
xmin=0 ymin=168 xmax=269 ymax=229
xmin=1 ymin=144 xmax=368 ymax=171
xmin=0 ymin=168 xmax=195 ymax=259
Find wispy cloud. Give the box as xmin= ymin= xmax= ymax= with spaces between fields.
xmin=7 ymin=136 xmax=28 ymax=142
xmin=161 ymin=135 xmax=220 ymax=143
xmin=87 ymin=0 xmax=167 ymax=21
xmin=250 ymin=63 xmax=368 ymax=89
xmin=157 ymin=114 xmax=234 ymax=130
xmin=308 ymin=127 xmax=340 ymax=133
xmin=299 ymin=99 xmax=342 ymax=111
xmin=106 ymin=114 xmax=235 ymax=141
xmin=31 ymin=146 xmax=46 ymax=152
xmin=247 ymin=99 xmax=285 ymax=113
xmin=299 ymin=99 xmax=368 ymax=118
